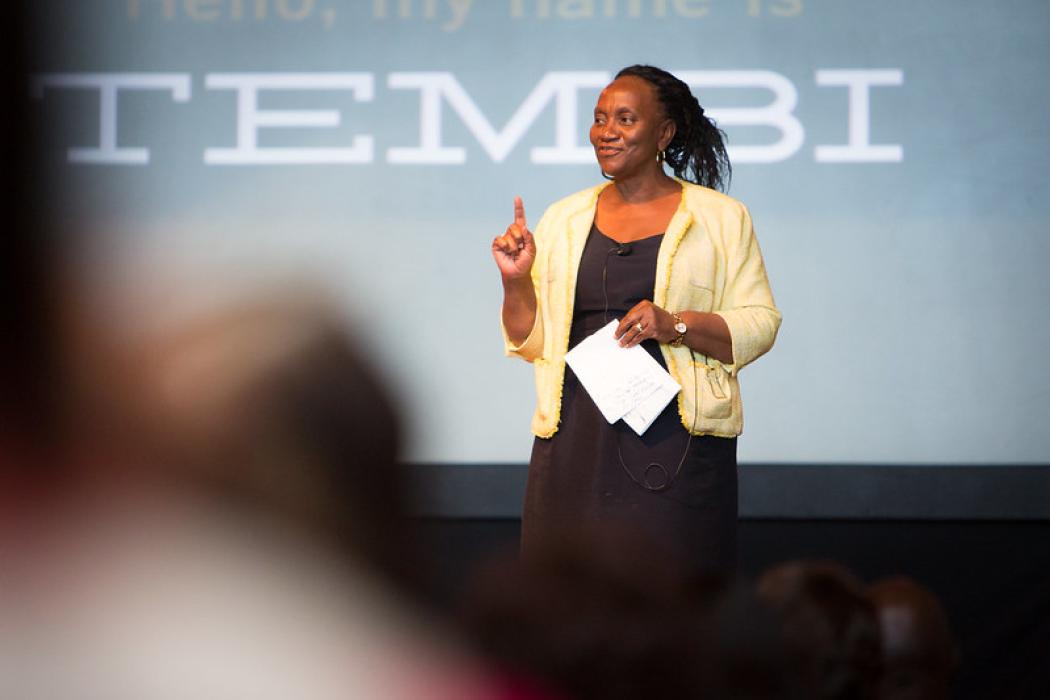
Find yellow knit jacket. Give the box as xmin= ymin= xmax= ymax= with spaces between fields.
xmin=503 ymin=180 xmax=781 ymax=438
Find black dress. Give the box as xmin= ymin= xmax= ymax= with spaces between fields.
xmin=522 ymin=224 xmax=738 ymax=573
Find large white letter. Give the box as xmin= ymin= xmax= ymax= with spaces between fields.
xmin=531 ymin=71 xmax=611 ymax=164
xmin=675 ymin=70 xmax=804 ymax=163
xmin=204 ymin=73 xmax=374 ymax=165
xmin=386 ymin=73 xmax=463 ymax=164
xmin=387 ymin=71 xmax=608 ymax=164
xmin=31 ymin=73 xmax=190 ymax=165
xmin=814 ymin=69 xmax=903 ymax=163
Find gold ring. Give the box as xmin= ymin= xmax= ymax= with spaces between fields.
xmin=635 ymin=322 xmax=644 ymax=332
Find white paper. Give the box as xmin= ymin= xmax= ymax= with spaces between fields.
xmin=564 ymin=319 xmax=681 ymax=435
xmin=622 ymin=381 xmax=681 ymax=435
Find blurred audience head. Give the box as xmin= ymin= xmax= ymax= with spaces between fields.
xmin=0 ymin=282 xmax=505 ymax=698
xmin=465 ymin=525 xmax=792 ymax=699
xmin=109 ymin=296 xmax=417 ymax=589
xmin=687 ymin=572 xmax=799 ymax=699
xmin=867 ymin=576 xmax=958 ymax=700
xmin=757 ymin=560 xmax=882 ymax=700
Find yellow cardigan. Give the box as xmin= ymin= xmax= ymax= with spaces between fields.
xmin=503 ymin=180 xmax=781 ymax=438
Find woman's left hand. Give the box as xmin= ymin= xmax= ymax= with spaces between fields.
xmin=615 ymin=301 xmax=675 ymax=347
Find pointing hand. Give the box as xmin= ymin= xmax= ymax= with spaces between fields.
xmin=491 ymin=196 xmax=536 ymax=281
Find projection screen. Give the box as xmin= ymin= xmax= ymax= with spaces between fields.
xmin=29 ymin=1 xmax=1050 ymax=467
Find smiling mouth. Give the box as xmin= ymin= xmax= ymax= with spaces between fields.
xmin=597 ymin=147 xmax=622 ymax=156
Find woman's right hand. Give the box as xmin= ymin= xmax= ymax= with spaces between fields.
xmin=491 ymin=196 xmax=536 ymax=282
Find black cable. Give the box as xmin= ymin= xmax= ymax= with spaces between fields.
xmin=601 ymin=244 xmax=700 ymax=492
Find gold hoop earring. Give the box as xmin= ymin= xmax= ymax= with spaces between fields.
xmin=656 ymin=150 xmax=665 ymax=163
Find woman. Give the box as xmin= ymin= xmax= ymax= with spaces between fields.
xmin=492 ymin=65 xmax=780 ymax=571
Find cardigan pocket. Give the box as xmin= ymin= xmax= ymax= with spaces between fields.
xmin=696 ymin=361 xmax=733 ymax=419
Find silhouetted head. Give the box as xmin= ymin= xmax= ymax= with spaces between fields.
xmin=465 ymin=525 xmax=791 ymax=699
xmin=868 ymin=576 xmax=958 ymax=700
xmin=757 ymin=560 xmax=882 ymax=700
xmin=122 ymin=298 xmax=415 ymax=591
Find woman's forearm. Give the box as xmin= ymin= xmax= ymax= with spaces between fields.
xmin=501 ymin=276 xmax=538 ymax=346
xmin=679 ymin=311 xmax=733 ymax=365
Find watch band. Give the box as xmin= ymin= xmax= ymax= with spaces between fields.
xmin=670 ymin=313 xmax=687 ymax=347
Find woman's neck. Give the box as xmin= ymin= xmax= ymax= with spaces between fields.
xmin=610 ymin=167 xmax=679 ymax=203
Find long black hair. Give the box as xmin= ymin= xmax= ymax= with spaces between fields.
xmin=616 ymin=64 xmax=731 ymax=192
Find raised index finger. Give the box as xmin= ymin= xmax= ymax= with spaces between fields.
xmin=513 ymin=196 xmax=527 ymax=230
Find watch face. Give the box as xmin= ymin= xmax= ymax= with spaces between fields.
xmin=675 ymin=321 xmax=688 ymax=334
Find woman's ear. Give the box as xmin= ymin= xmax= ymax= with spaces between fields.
xmin=659 ymin=119 xmax=676 ymax=152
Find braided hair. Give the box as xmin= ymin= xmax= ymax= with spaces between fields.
xmin=615 ymin=65 xmax=731 ymax=192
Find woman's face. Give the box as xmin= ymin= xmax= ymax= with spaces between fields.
xmin=590 ymin=76 xmax=674 ymax=180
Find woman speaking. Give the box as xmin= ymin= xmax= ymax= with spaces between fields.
xmin=492 ymin=65 xmax=780 ymax=571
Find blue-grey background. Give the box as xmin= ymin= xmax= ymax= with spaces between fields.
xmin=31 ymin=1 xmax=1050 ymax=465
